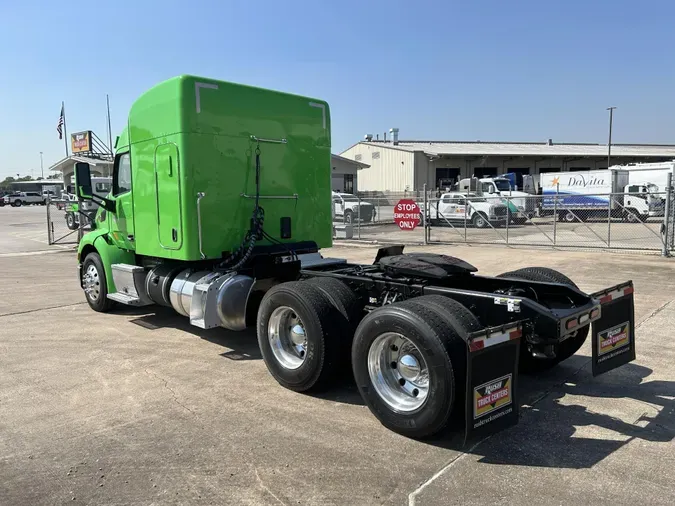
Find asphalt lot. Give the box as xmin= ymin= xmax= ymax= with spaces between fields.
xmin=1 ymin=208 xmax=674 ymax=505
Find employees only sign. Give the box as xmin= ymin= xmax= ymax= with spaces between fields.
xmin=394 ymin=199 xmax=421 ymax=230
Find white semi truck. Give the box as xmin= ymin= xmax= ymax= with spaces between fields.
xmin=457 ymin=176 xmax=536 ymax=222
xmin=540 ymin=169 xmax=664 ymax=222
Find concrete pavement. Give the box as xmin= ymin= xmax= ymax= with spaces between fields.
xmin=0 ymin=210 xmax=673 ymax=505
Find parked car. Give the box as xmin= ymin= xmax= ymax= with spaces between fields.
xmin=332 ymin=191 xmax=376 ymax=224
xmin=427 ymin=192 xmax=509 ymax=228
xmin=2 ymin=191 xmax=45 ymax=207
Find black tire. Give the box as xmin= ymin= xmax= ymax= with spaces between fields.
xmin=82 ymin=253 xmax=114 ymax=312
xmin=404 ymin=295 xmax=482 ymax=419
xmin=305 ymin=276 xmax=365 ymax=373
xmin=497 ymin=267 xmax=589 ymax=372
xmin=66 ymin=213 xmax=77 ymax=230
xmin=624 ymin=208 xmax=643 ymax=223
xmin=13 ymin=200 xmax=22 ymax=207
xmin=560 ymin=211 xmax=576 ymax=222
xmin=344 ymin=210 xmax=353 ymax=224
xmin=305 ymin=277 xmax=364 ymax=332
xmin=352 ymin=299 xmax=472 ymax=439
xmin=472 ymin=212 xmax=488 ymax=228
xmin=257 ymin=281 xmax=346 ymax=392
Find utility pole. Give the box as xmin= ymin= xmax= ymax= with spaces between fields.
xmin=607 ymin=106 xmax=616 ymax=169
xmin=40 ymin=151 xmax=44 ymax=179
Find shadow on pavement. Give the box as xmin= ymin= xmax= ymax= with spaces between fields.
xmin=122 ymin=306 xmax=674 ymax=462
xmin=124 ymin=306 xmax=366 ymax=405
xmin=423 ymin=362 xmax=674 ymax=469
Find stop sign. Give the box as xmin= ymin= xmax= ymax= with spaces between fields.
xmin=394 ymin=199 xmax=421 ymax=230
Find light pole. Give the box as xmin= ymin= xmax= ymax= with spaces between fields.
xmin=40 ymin=151 xmax=44 ymax=179
xmin=607 ymin=106 xmax=616 ymax=169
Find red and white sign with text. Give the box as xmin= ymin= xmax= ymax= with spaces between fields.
xmin=394 ymin=199 xmax=421 ymax=231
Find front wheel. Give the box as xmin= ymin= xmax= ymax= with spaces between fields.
xmin=472 ymin=212 xmax=488 ymax=228
xmin=624 ymin=208 xmax=644 ymax=223
xmin=81 ymin=252 xmax=114 ymax=312
xmin=13 ymin=200 xmax=22 ymax=207
xmin=344 ymin=210 xmax=353 ymax=225
xmin=65 ymin=213 xmax=77 ymax=230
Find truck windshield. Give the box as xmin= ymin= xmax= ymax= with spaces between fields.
xmin=493 ymin=180 xmax=511 ymax=191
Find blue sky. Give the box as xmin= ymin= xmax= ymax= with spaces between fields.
xmin=1 ymin=0 xmax=674 ymax=179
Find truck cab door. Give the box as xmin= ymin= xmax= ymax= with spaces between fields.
xmin=109 ymin=152 xmax=135 ymax=251
xmin=438 ymin=194 xmax=458 ymax=220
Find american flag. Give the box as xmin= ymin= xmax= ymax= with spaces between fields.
xmin=57 ymin=103 xmax=65 ymax=139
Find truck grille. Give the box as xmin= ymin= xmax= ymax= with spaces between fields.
xmin=358 ymin=204 xmax=374 ymax=221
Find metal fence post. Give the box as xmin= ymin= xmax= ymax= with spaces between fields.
xmin=464 ymin=194 xmax=468 ymax=242
xmin=662 ymin=173 xmax=672 ymax=257
xmin=505 ymin=196 xmax=510 ymax=245
xmin=357 ymin=196 xmax=361 ymax=240
xmin=553 ymin=190 xmax=558 ymax=246
xmin=423 ymin=184 xmax=428 ymax=245
xmin=46 ymin=194 xmax=52 ymax=245
xmin=607 ymin=193 xmax=612 ymax=247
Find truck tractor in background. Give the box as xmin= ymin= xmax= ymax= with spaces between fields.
xmin=64 ymin=177 xmax=112 ymax=230
xmin=457 ymin=175 xmax=535 ymax=223
xmin=74 ymin=75 xmax=638 ymax=440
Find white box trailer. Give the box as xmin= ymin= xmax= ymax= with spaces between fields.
xmin=610 ymin=160 xmax=675 ymax=193
xmin=540 ymin=169 xmax=663 ymax=221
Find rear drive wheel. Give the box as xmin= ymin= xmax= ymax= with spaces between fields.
xmin=497 ymin=267 xmax=589 ymax=372
xmin=352 ymin=298 xmax=477 ymax=439
xmin=560 ymin=211 xmax=576 ymax=222
xmin=82 ymin=252 xmax=114 ymax=312
xmin=257 ymin=281 xmax=345 ymax=392
xmin=305 ymin=276 xmax=365 ymax=372
xmin=472 ymin=212 xmax=488 ymax=228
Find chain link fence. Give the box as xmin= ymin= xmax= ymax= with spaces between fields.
xmin=333 ymin=185 xmax=675 ymax=256
xmin=46 ymin=196 xmax=93 ymax=246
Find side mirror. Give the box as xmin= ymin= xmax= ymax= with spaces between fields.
xmin=75 ymin=161 xmax=116 ymax=213
xmin=75 ymin=162 xmax=93 ymax=199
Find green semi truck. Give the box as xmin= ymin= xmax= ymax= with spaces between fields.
xmin=75 ymin=75 xmax=637 ymax=439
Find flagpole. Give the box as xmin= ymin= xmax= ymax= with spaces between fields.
xmin=62 ymin=101 xmax=69 ymax=158
xmin=106 ymin=94 xmax=113 ymax=156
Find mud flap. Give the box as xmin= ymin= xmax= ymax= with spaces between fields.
xmin=464 ymin=321 xmax=523 ymax=443
xmin=590 ymin=281 xmax=636 ymax=376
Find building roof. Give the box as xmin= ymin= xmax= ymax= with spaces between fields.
xmin=48 ymin=155 xmax=113 ymax=173
xmin=349 ymin=140 xmax=675 ymax=158
xmin=331 ymin=153 xmax=370 ymax=168
xmin=11 ymin=180 xmax=64 ymax=185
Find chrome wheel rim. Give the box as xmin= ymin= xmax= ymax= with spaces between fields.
xmin=83 ymin=264 xmax=101 ymax=301
xmin=367 ymin=333 xmax=430 ymax=413
xmin=268 ymin=306 xmax=307 ymax=370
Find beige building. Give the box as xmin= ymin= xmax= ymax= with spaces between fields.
xmin=340 ymin=135 xmax=675 ymax=192
xmin=330 ymin=154 xmax=369 ymax=194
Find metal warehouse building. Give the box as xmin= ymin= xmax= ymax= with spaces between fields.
xmin=340 ymin=134 xmax=675 ymax=192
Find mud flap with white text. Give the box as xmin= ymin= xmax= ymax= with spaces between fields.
xmin=590 ymin=281 xmax=636 ymax=376
xmin=464 ymin=321 xmax=523 ymax=443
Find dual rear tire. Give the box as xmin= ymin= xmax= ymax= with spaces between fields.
xmin=257 ymin=281 xmax=480 ymax=439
